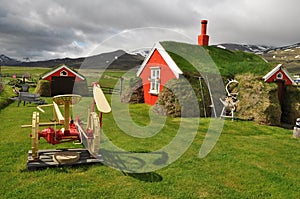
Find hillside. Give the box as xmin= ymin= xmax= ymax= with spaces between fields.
xmin=213 ymin=42 xmax=300 ymax=76
xmin=262 ymin=44 xmax=300 ymax=74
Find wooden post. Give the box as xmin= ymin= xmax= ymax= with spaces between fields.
xmin=276 ymin=80 xmax=285 ymax=106
xmin=119 ymin=77 xmax=123 ymax=97
xmin=31 ymin=112 xmax=39 ymax=160
xmin=64 ymin=101 xmax=70 ymax=131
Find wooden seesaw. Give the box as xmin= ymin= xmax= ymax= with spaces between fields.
xmin=22 ymin=83 xmax=111 ymax=170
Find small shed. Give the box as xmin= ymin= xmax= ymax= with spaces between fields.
xmin=263 ymin=64 xmax=296 ymax=105
xmin=263 ymin=64 xmax=295 ymax=85
xmin=42 ymin=64 xmax=85 ymax=96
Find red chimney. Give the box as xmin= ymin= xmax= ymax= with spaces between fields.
xmin=198 ymin=20 xmax=209 ymax=46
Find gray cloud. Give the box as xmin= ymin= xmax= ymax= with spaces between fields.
xmin=0 ymin=0 xmax=299 ymax=60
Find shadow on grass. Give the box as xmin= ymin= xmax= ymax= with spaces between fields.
xmin=124 ymin=172 xmax=163 ymax=182
xmin=101 ymin=149 xmax=169 ymax=173
xmin=21 ymin=161 xmax=103 ymax=172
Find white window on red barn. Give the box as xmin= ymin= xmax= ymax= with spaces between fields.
xmin=60 ymin=70 xmax=68 ymax=76
xmin=149 ymin=67 xmax=160 ymax=95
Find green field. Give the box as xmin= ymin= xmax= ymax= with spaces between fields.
xmin=0 ymin=95 xmax=299 ymax=198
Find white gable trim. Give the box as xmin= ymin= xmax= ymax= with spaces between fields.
xmin=263 ymin=64 xmax=282 ymax=80
xmin=263 ymin=64 xmax=295 ymax=85
xmin=136 ymin=42 xmax=183 ymax=78
xmin=42 ymin=64 xmax=85 ymax=81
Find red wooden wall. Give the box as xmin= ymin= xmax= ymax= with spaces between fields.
xmin=43 ymin=67 xmax=83 ymax=82
xmin=139 ymin=49 xmax=177 ymax=105
xmin=264 ymin=68 xmax=294 ymax=85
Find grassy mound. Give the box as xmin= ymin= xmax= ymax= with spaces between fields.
xmin=234 ymin=74 xmax=281 ymax=125
xmin=154 ymin=41 xmax=276 ymax=119
xmin=153 ymin=78 xmax=205 ymax=117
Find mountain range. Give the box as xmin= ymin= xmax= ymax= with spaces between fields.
xmin=214 ymin=43 xmax=300 ymax=54
xmin=1 ymin=42 xmax=300 ymax=72
xmin=0 ymin=50 xmax=145 ymax=70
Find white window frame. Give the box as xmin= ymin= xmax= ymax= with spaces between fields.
xmin=60 ymin=70 xmax=68 ymax=76
xmin=149 ymin=67 xmax=160 ymax=95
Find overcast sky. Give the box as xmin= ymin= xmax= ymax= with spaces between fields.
xmin=0 ymin=0 xmax=299 ymax=61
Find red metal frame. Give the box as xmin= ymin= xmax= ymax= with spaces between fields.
xmin=31 ymin=122 xmax=81 ymax=145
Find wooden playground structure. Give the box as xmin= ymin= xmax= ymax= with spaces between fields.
xmin=23 ymin=83 xmax=111 ymax=170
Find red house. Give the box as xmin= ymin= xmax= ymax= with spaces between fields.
xmin=137 ymin=20 xmax=209 ymax=105
xmin=136 ymin=42 xmax=183 ymax=105
xmin=42 ymin=64 xmax=86 ymax=96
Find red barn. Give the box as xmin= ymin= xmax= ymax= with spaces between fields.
xmin=42 ymin=64 xmax=85 ymax=96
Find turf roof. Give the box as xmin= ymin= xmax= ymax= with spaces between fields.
xmin=160 ymin=41 xmax=272 ymax=77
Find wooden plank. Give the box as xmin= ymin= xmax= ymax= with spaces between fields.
xmin=93 ymin=85 xmax=111 ymax=113
xmin=27 ymin=148 xmax=103 ymax=170
xmin=21 ymin=122 xmax=61 ymax=128
xmin=53 ymin=101 xmax=64 ymax=124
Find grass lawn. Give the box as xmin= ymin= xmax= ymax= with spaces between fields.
xmin=0 ymin=98 xmax=299 ymax=198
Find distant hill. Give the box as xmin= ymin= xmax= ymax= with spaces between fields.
xmin=0 ymin=50 xmax=145 ymax=70
xmin=0 ymin=54 xmax=21 ymax=65
xmin=261 ymin=43 xmax=300 ymax=75
xmin=80 ymin=50 xmax=144 ymax=70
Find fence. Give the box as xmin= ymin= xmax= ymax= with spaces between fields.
xmin=87 ymin=86 xmax=120 ymax=95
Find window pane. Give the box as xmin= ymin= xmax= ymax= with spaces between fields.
xmin=151 ymin=82 xmax=155 ymax=90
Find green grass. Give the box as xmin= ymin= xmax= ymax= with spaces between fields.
xmin=0 ymin=84 xmax=15 ymax=109
xmin=0 ymin=99 xmax=299 ymax=198
xmin=99 ymin=70 xmax=127 ymax=88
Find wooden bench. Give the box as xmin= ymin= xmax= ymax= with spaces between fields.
xmin=10 ymin=92 xmax=46 ymax=106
